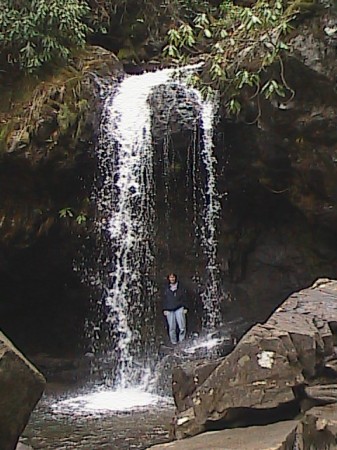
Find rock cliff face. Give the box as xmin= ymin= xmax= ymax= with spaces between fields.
xmin=1 ymin=7 xmax=337 ymax=356
xmin=0 ymin=47 xmax=123 ymax=354
xmin=212 ymin=7 xmax=337 ymax=324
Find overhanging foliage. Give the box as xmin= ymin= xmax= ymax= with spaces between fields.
xmin=0 ymin=0 xmax=90 ymax=71
xmin=163 ymin=0 xmax=303 ymax=113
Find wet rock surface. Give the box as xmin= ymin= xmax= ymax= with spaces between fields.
xmin=154 ymin=318 xmax=249 ymax=398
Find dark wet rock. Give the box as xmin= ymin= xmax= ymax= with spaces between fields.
xmin=0 ymin=331 xmax=45 ymax=450
xmin=0 ymin=46 xmax=123 ymax=356
xmin=154 ymin=353 xmax=185 ymax=397
xmin=209 ymin=5 xmax=337 ymax=330
xmin=170 ymin=279 xmax=337 ymax=439
xmin=153 ymin=323 xmax=244 ymax=397
xmin=30 ymin=354 xmax=92 ymax=384
xmin=0 ymin=44 xmax=123 ymax=261
xmin=289 ymin=11 xmax=337 ymax=81
xmin=149 ymin=82 xmax=201 ymax=139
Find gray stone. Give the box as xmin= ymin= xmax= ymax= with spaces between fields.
xmin=171 ymin=279 xmax=337 ymax=439
xmin=15 ymin=441 xmax=34 ymax=450
xmin=305 ymin=384 xmax=337 ymax=405
xmin=0 ymin=331 xmax=46 ymax=450
xmin=148 ymin=405 xmax=337 ymax=449
xmin=147 ymin=419 xmax=299 ymax=449
xmin=172 ymin=359 xmax=221 ymax=412
xmin=300 ymin=404 xmax=337 ymax=449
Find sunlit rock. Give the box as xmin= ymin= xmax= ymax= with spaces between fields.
xmin=148 ymin=419 xmax=300 ymax=449
xmin=148 ymin=402 xmax=337 ymax=449
xmin=300 ymin=404 xmax=337 ymax=448
xmin=171 ymin=279 xmax=337 ymax=439
xmin=172 ymin=360 xmax=222 ymax=413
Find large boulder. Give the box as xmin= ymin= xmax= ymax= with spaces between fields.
xmin=0 ymin=331 xmax=46 ymax=450
xmin=170 ymin=279 xmax=337 ymax=439
xmin=147 ymin=404 xmax=337 ymax=449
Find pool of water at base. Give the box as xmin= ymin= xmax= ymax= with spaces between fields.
xmin=22 ymin=385 xmax=175 ymax=450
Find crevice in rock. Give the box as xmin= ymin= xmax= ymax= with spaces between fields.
xmin=204 ymin=400 xmax=302 ymax=431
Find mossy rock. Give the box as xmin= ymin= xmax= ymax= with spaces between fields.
xmin=0 ymin=46 xmax=121 ymax=245
xmin=0 ymin=45 xmax=122 ymax=163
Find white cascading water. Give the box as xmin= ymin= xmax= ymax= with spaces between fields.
xmin=199 ymin=100 xmax=222 ymax=329
xmin=95 ymin=71 xmax=162 ymax=388
xmin=51 ymin=66 xmax=223 ymax=415
xmin=95 ymin=65 xmax=221 ymax=392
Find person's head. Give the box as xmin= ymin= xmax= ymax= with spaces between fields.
xmin=167 ymin=273 xmax=177 ymax=284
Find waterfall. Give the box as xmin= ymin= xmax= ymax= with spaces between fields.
xmin=199 ymin=101 xmax=222 ymax=329
xmin=94 ymin=65 xmax=222 ymax=388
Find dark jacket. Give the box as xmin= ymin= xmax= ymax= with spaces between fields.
xmin=163 ymin=282 xmax=186 ymax=311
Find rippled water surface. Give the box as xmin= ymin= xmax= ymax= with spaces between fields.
xmin=23 ymin=323 xmax=250 ymax=449
xmin=23 ymin=385 xmax=175 ymax=450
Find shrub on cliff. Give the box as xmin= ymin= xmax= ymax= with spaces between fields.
xmin=0 ymin=0 xmax=90 ymax=72
xmin=163 ymin=0 xmax=299 ymax=113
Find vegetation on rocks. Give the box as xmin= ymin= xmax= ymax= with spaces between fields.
xmin=0 ymin=0 xmax=325 ymax=122
xmin=163 ymin=0 xmax=301 ymax=112
xmin=0 ymin=63 xmax=87 ymax=160
xmin=0 ymin=0 xmax=90 ymax=72
xmin=0 ymin=1 xmax=318 ymax=81
xmin=0 ymin=47 xmax=115 ymax=243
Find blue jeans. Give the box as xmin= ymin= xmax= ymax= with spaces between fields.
xmin=166 ymin=307 xmax=186 ymax=344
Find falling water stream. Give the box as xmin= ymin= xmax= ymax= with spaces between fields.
xmin=90 ymin=64 xmax=222 ymax=391
xmin=24 ymin=65 xmax=225 ymax=449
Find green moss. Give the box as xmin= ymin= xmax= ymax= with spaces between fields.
xmin=0 ymin=47 xmax=117 ymax=164
xmin=77 ymin=99 xmax=88 ymax=113
xmin=286 ymin=0 xmax=321 ymax=14
xmin=57 ymin=104 xmax=78 ymax=135
xmin=0 ymin=121 xmax=14 ymax=154
xmin=0 ymin=123 xmax=10 ymax=154
xmin=117 ymin=46 xmax=137 ymax=61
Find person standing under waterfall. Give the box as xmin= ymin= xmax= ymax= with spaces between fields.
xmin=163 ymin=273 xmax=187 ymax=345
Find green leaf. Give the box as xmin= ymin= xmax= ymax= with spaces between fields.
xmin=204 ymin=28 xmax=212 ymax=38
xmin=227 ymin=98 xmax=241 ymax=115
xmin=59 ymin=207 xmax=74 ymax=218
xmin=76 ymin=214 xmax=87 ymax=224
